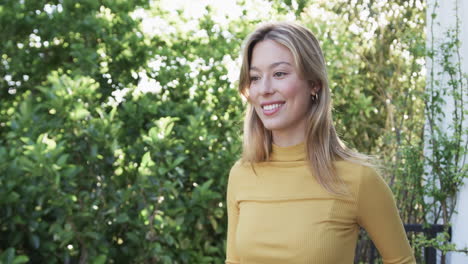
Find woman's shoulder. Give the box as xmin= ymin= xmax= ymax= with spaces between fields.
xmin=229 ymin=159 xmax=251 ymax=172
xmin=334 ymin=159 xmax=384 ymax=188
xmin=227 ymin=159 xmax=253 ymax=182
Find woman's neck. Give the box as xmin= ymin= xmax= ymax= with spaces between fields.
xmin=272 ymin=128 xmax=306 ymax=147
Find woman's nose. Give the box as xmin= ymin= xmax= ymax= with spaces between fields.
xmin=260 ymin=77 xmax=274 ymax=95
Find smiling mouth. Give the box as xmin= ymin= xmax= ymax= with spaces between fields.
xmin=262 ymin=103 xmax=285 ymax=116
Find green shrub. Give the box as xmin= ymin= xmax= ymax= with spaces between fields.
xmin=4 ymin=1 xmax=462 ymax=263
xmin=0 ymin=71 xmax=243 ymax=263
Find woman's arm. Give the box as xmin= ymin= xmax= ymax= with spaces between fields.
xmin=356 ymin=166 xmax=416 ymax=264
xmin=225 ymin=165 xmax=241 ymax=264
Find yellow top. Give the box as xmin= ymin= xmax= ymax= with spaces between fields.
xmin=225 ymin=142 xmax=415 ymax=264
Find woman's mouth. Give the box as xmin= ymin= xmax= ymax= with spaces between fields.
xmin=262 ymin=102 xmax=285 ymax=116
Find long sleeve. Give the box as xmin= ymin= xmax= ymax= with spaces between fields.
xmin=356 ymin=166 xmax=416 ymax=264
xmin=225 ymin=164 xmax=240 ymax=264
xmin=223 ymin=145 xmax=415 ymax=263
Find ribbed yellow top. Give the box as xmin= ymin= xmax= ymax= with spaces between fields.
xmin=225 ymin=143 xmax=415 ymax=264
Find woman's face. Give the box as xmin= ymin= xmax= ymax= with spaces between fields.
xmin=248 ymin=39 xmax=314 ymax=139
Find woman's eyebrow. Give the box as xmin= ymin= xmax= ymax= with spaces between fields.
xmin=250 ymin=61 xmax=292 ymax=71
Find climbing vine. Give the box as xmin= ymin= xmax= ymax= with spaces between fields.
xmin=389 ymin=0 xmax=468 ymax=262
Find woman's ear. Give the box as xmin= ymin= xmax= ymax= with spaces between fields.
xmin=310 ymin=80 xmax=322 ymax=95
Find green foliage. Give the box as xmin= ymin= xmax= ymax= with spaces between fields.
xmin=1 ymin=70 xmax=242 ymax=262
xmin=1 ymin=1 xmax=246 ymax=262
xmin=0 ymin=248 xmax=29 ymax=264
xmin=387 ymin=0 xmax=467 ymax=262
xmin=1 ymin=0 xmax=466 ymax=263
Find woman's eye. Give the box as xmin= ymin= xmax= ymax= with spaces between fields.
xmin=250 ymin=76 xmax=260 ymax=81
xmin=274 ymin=72 xmax=287 ymax=78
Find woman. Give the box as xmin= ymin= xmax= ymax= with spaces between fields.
xmin=225 ymin=22 xmax=415 ymax=263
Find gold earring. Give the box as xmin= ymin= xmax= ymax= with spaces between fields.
xmin=311 ymin=93 xmax=318 ymax=101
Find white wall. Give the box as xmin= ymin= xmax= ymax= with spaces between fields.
xmin=426 ymin=0 xmax=468 ymax=263
xmin=449 ymin=0 xmax=468 ymax=262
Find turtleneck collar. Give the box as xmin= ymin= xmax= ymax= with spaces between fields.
xmin=270 ymin=142 xmax=307 ymax=161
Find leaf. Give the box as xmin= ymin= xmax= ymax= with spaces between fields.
xmin=148 ymin=127 xmax=160 ymax=143
xmin=29 ymin=234 xmax=40 ymax=249
xmin=54 ymin=172 xmax=61 ymax=186
xmin=2 ymin=248 xmax=15 ymax=264
xmin=12 ymin=256 xmax=29 ymax=264
xmin=208 ymin=215 xmax=217 ymax=231
xmin=171 ymin=156 xmax=186 ymax=168
xmin=56 ymin=154 xmax=69 ymax=167
xmin=115 ymin=213 xmax=129 ymax=223
xmin=84 ymin=231 xmax=100 ymax=240
xmin=6 ymin=192 xmax=20 ymax=203
xmin=92 ymin=255 xmax=107 ymax=264
xmin=91 ymin=144 xmax=98 ymax=158
xmin=141 ymin=151 xmax=154 ymax=167
xmin=70 ymin=108 xmax=90 ymax=121
xmin=200 ymin=179 xmax=213 ymax=191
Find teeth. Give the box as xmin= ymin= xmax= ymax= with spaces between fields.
xmin=263 ymin=103 xmax=283 ymax=111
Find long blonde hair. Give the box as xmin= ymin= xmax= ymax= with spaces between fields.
xmin=238 ymin=22 xmax=372 ymax=194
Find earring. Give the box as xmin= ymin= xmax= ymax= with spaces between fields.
xmin=311 ymin=93 xmax=318 ymax=101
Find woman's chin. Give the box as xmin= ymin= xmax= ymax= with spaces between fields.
xmin=262 ymin=122 xmax=285 ymax=132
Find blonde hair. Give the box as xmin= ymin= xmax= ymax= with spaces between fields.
xmin=238 ymin=22 xmax=373 ymax=194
